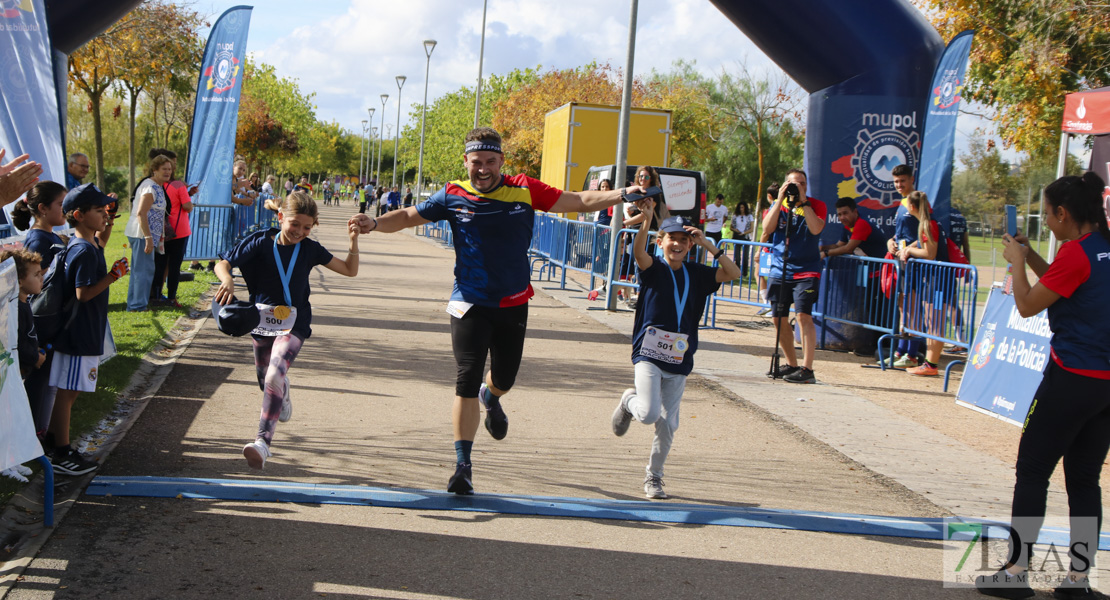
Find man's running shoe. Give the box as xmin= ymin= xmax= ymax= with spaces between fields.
xmin=479 ymin=383 xmax=508 ymax=440
xmin=755 ymin=307 xmax=772 ymax=316
xmin=612 ymin=388 xmax=635 ymax=436
xmin=784 ymin=367 xmax=816 ymax=384
xmin=279 ymin=377 xmax=292 ymax=423
xmin=767 ymin=364 xmax=799 ymax=379
xmin=51 ymin=447 xmax=98 ymax=476
xmin=243 ymin=439 xmax=271 ymax=470
xmin=644 ymin=474 xmax=667 ymax=499
xmin=448 ymin=463 xmax=474 ymax=495
xmin=907 ymin=363 xmax=939 ymax=377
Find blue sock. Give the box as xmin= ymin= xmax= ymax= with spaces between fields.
xmin=907 ymin=338 xmax=921 ymax=357
xmin=454 ymin=440 xmax=473 ymax=465
xmin=480 ymin=384 xmax=500 ymax=408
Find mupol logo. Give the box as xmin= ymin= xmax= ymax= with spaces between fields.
xmin=1079 ymin=98 xmax=1088 ymax=119
xmin=837 ymin=125 xmax=920 ymax=209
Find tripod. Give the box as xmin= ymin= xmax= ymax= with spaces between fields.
xmin=767 ymin=195 xmax=799 ymax=380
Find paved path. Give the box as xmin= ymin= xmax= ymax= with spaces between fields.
xmin=2 ymin=207 xmax=1084 ymax=599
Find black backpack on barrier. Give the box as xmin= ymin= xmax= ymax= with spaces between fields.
xmin=30 ymin=242 xmax=78 ymax=346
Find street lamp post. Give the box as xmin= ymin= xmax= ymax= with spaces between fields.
xmin=377 ymin=94 xmax=388 ymax=185
xmin=359 ymin=119 xmax=368 ymax=185
xmin=370 ymin=126 xmax=378 ymax=187
xmin=365 ymin=108 xmax=375 ymax=185
xmin=393 ymin=75 xmax=406 ymax=189
xmin=474 ymin=0 xmax=487 ymax=127
xmin=417 ymin=39 xmax=437 ymax=201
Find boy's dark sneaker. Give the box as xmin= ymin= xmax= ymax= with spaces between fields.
xmin=51 ymin=448 xmax=98 ymax=476
xmin=767 ymin=364 xmax=799 ymax=379
xmin=611 ymin=388 xmax=635 ymax=436
xmin=784 ymin=367 xmax=816 ymax=384
xmin=448 ymin=463 xmax=474 ymax=495
xmin=974 ymin=568 xmax=1034 ymax=599
xmin=480 ymin=384 xmax=508 ymax=440
xmin=1053 ymin=575 xmax=1100 ymax=598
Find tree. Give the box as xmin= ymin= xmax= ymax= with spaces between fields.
xmin=914 ymin=0 xmax=1110 ymax=154
xmin=113 ymin=1 xmax=204 ymax=192
xmin=952 ymin=135 xmax=1016 ymax=223
xmin=236 ymin=61 xmax=316 ymax=174
xmin=705 ymin=60 xmax=804 ymax=238
xmin=68 ymin=27 xmax=119 ymax=189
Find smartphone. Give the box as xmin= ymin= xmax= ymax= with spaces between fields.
xmin=1005 ymin=205 xmax=1018 ymax=238
xmin=623 ymin=185 xmax=663 ymax=204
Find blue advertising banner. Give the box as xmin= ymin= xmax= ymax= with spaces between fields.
xmin=810 ymin=94 xmax=923 ymax=246
xmin=0 ymin=0 xmax=66 ymax=210
xmin=917 ymin=30 xmax=975 ymax=237
xmin=184 ymin=5 xmax=252 ymax=203
xmin=956 ymin=288 xmax=1051 ymax=426
xmin=183 ymin=5 xmax=252 ymax=260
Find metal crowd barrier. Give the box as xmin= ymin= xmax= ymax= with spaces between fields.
xmin=899 ymin=257 xmax=978 ymax=391
xmin=705 ymin=238 xmax=773 ymax=327
xmin=818 ymin=254 xmax=901 ymax=349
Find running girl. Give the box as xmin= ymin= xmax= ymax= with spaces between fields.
xmin=213 ymin=191 xmax=360 ymax=469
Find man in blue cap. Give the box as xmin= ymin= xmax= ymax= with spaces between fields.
xmin=610 ymin=198 xmax=741 ymax=499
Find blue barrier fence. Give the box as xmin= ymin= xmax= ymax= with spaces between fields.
xmin=898 ymin=258 xmax=978 ymax=390
xmin=185 ymin=196 xmax=276 ymax=261
xmin=818 ymin=254 xmax=901 ymax=349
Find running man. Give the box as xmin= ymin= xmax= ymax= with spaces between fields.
xmin=349 ymin=127 xmax=642 ymax=494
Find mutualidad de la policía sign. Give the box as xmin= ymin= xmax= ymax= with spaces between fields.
xmin=956 ymin=287 xmax=1052 ymax=426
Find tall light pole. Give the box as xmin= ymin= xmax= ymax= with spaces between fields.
xmin=417 ymin=39 xmax=437 ymax=201
xmin=474 ymin=0 xmax=487 ymax=127
xmin=370 ymin=126 xmax=378 ymax=186
xmin=377 ymin=93 xmax=388 ymax=185
xmin=393 ymin=75 xmax=406 ymax=189
xmin=365 ymin=107 xmax=375 ymax=185
xmin=359 ymin=120 xmax=368 ymax=185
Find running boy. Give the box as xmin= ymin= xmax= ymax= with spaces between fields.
xmin=214 ymin=191 xmax=360 ymax=469
xmin=48 ymin=184 xmax=129 ymax=475
xmin=611 ymin=198 xmax=741 ymax=499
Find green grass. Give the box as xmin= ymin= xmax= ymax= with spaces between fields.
xmin=1 ymin=211 xmax=219 ymax=504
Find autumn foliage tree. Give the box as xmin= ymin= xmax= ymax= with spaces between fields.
xmin=914 ymin=0 xmax=1110 ymax=155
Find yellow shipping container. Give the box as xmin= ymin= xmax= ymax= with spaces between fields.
xmin=540 ymin=102 xmax=672 ymax=196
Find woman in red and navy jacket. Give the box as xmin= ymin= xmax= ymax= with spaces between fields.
xmin=977 ymin=173 xmax=1110 ymax=599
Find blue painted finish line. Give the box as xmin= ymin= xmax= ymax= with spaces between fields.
xmin=86 ymin=476 xmax=1109 ymax=550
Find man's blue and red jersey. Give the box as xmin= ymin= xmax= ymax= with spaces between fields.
xmin=840 ymin=217 xmax=888 ymax=259
xmin=1037 ymin=232 xmax=1110 ymax=379
xmin=769 ymin=196 xmax=827 ymax=281
xmin=416 ymin=174 xmax=561 ymax=308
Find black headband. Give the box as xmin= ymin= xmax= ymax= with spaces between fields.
xmin=465 ymin=140 xmax=502 ymax=154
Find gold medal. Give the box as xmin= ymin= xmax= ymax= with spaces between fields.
xmin=272 ymin=305 xmax=291 ymax=320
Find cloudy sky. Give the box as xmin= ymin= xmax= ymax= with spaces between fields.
xmin=198 ymin=0 xmax=1028 ymax=162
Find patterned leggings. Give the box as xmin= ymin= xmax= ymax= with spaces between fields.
xmin=252 ymin=333 xmax=304 ymax=445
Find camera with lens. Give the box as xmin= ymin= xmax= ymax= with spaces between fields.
xmin=783 ymin=182 xmax=801 ymax=207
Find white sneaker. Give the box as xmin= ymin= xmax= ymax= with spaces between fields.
xmin=644 ymin=474 xmax=667 ymax=499
xmin=243 ymin=439 xmax=271 ymax=470
xmin=278 ymin=377 xmax=292 ymax=423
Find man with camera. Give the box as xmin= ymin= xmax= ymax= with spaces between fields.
xmin=761 ymin=169 xmax=826 ymax=384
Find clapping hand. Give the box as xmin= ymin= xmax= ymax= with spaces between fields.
xmin=0 ymin=149 xmax=42 ymax=207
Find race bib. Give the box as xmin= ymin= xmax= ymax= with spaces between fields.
xmin=252 ymin=304 xmax=297 ymax=336
xmin=639 ymin=326 xmax=690 ymax=364
xmin=446 ymin=300 xmax=473 ymax=319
